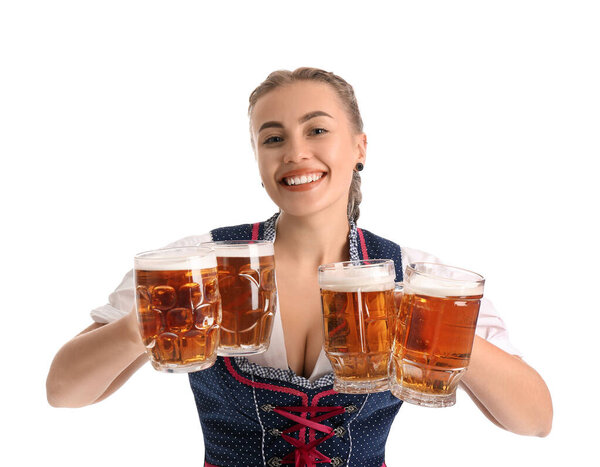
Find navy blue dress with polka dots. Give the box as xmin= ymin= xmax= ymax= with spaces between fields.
xmin=189 ymin=215 xmax=404 ymax=467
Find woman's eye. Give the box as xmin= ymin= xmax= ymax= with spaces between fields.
xmin=263 ymin=136 xmax=283 ymax=145
xmin=311 ymin=128 xmax=328 ymax=136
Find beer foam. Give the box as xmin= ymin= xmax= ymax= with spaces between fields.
xmin=203 ymin=241 xmax=274 ymax=258
xmin=405 ymin=274 xmax=484 ymax=298
xmin=135 ymin=248 xmax=217 ymax=271
xmin=319 ymin=266 xmax=395 ymax=292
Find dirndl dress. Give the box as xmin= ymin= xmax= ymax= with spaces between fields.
xmin=189 ymin=214 xmax=404 ymax=467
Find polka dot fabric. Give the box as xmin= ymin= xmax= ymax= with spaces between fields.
xmin=356 ymin=228 xmax=404 ymax=283
xmin=210 ymin=223 xmax=255 ymax=242
xmin=189 ymin=358 xmax=400 ymax=467
xmin=188 ymin=217 xmax=403 ymax=466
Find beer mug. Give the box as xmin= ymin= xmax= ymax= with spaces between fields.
xmin=390 ymin=262 xmax=485 ymax=407
xmin=318 ymin=260 xmax=396 ymax=394
xmin=134 ymin=247 xmax=221 ymax=373
xmin=201 ymin=240 xmax=277 ymax=356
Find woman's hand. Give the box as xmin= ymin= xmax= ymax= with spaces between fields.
xmin=46 ymin=311 xmax=147 ymax=408
xmin=460 ymin=336 xmax=553 ymax=437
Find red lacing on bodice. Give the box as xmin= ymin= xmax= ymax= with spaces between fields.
xmin=272 ymin=405 xmax=346 ymax=466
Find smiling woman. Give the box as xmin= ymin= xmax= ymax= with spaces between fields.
xmin=249 ymin=68 xmax=366 ymax=223
xmin=46 ymin=67 xmax=552 ymax=467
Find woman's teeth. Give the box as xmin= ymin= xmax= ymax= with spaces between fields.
xmin=283 ymin=173 xmax=324 ymax=186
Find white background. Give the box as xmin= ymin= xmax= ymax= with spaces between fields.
xmin=1 ymin=1 xmax=598 ymax=465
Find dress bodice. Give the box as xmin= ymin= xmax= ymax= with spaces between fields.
xmin=189 ymin=216 xmax=404 ymax=467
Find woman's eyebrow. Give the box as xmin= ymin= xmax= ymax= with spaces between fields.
xmin=258 ymin=121 xmax=283 ymax=133
xmin=299 ymin=110 xmax=333 ymax=123
xmin=258 ymin=111 xmax=333 ymax=134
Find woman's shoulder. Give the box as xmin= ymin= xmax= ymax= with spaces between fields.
xmin=357 ymin=228 xmax=441 ymax=266
xmin=162 ymin=218 xmax=268 ymax=248
xmin=208 ymin=214 xmax=280 ymax=242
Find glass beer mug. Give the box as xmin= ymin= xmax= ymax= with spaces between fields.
xmin=390 ymin=262 xmax=485 ymax=407
xmin=201 ymin=240 xmax=278 ymax=356
xmin=134 ymin=247 xmax=221 ymax=373
xmin=318 ymin=259 xmax=396 ymax=393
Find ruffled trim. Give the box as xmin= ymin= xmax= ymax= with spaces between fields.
xmin=234 ymin=357 xmax=335 ymax=389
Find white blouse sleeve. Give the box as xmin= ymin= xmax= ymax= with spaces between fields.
xmin=400 ymin=246 xmax=522 ymax=357
xmin=90 ymin=233 xmax=213 ymax=324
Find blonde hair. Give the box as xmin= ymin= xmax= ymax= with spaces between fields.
xmin=248 ymin=67 xmax=364 ymax=223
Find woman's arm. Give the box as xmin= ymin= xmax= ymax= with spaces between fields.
xmin=46 ymin=311 xmax=147 ymax=408
xmin=460 ymin=336 xmax=553 ymax=437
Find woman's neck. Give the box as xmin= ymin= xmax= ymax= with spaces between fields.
xmin=274 ymin=207 xmax=351 ymax=268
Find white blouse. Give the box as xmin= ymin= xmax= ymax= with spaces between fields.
xmin=91 ymin=232 xmax=522 ymax=382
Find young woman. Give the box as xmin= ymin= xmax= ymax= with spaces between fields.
xmin=47 ymin=68 xmax=552 ymax=467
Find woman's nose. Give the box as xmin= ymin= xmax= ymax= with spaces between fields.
xmin=283 ymin=136 xmax=312 ymax=163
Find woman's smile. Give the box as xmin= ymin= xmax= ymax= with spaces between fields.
xmin=278 ymin=169 xmax=327 ymax=191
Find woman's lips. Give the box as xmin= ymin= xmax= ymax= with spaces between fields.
xmin=278 ymin=172 xmax=327 ymax=192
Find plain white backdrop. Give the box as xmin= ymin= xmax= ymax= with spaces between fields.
xmin=1 ymin=1 xmax=598 ymax=465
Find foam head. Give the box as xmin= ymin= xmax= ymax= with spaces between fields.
xmin=319 ymin=260 xmax=395 ymax=292
xmin=134 ymin=247 xmax=217 ymax=271
xmin=200 ymin=241 xmax=274 ymax=258
xmin=405 ymin=262 xmax=484 ymax=297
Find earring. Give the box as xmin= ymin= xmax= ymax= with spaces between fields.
xmin=355 ymin=162 xmax=364 ymax=172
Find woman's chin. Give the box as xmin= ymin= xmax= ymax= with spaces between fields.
xmin=277 ymin=200 xmax=346 ymax=220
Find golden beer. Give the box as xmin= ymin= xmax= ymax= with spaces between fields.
xmin=319 ymin=260 xmax=396 ymax=393
xmin=390 ymin=262 xmax=484 ymax=407
xmin=134 ymin=247 xmax=221 ymax=373
xmin=202 ymin=241 xmax=277 ymax=356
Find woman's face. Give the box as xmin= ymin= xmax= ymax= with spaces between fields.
xmin=250 ymin=81 xmax=366 ymax=219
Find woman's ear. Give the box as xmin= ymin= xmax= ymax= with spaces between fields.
xmin=355 ymin=132 xmax=367 ymax=165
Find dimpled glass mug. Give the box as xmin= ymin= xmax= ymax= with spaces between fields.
xmin=200 ymin=240 xmax=278 ymax=356
xmin=134 ymin=247 xmax=221 ymax=373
